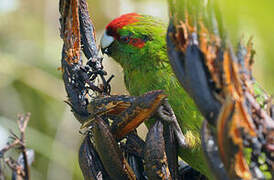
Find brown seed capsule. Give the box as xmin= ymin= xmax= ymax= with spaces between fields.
xmin=92 ymin=116 xmax=136 ymax=180
xmin=144 ymin=121 xmax=171 ymax=180
xmin=78 ymin=135 xmax=110 ymax=180
xmin=112 ymin=90 xmax=167 ymax=139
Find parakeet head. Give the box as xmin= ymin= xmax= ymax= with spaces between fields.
xmin=100 ymin=13 xmax=167 ymax=69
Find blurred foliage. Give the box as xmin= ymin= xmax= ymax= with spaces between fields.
xmin=216 ymin=0 xmax=274 ymax=93
xmin=0 ymin=0 xmax=273 ymax=179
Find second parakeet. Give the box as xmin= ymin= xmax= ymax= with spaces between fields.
xmin=100 ymin=13 xmax=210 ymax=177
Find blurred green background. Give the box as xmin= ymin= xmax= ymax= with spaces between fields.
xmin=0 ymin=0 xmax=273 ymax=179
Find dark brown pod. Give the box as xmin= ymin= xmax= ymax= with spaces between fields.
xmin=124 ymin=133 xmax=145 ymax=159
xmin=144 ymin=121 xmax=171 ymax=180
xmin=162 ymin=121 xmax=179 ymax=180
xmin=201 ymin=120 xmax=231 ymax=180
xmin=111 ymin=90 xmax=167 ymax=139
xmin=92 ymin=116 xmax=136 ymax=180
xmin=78 ymin=135 xmax=110 ymax=180
xmin=166 ymin=21 xmax=221 ymax=125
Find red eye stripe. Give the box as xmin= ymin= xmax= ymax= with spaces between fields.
xmin=128 ymin=38 xmax=145 ymax=48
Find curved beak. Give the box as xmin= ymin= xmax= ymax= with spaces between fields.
xmin=100 ymin=31 xmax=114 ymax=55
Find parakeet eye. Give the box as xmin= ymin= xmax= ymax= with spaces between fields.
xmin=142 ymin=34 xmax=153 ymax=42
xmin=120 ymin=36 xmax=130 ymax=43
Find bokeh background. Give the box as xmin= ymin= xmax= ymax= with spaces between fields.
xmin=0 ymin=0 xmax=273 ymax=179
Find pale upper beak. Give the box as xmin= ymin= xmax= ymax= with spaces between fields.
xmin=100 ymin=31 xmax=114 ymax=54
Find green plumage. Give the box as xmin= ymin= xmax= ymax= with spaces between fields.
xmin=104 ymin=15 xmax=211 ymax=177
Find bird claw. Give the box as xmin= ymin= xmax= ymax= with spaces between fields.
xmin=157 ymin=98 xmax=189 ymax=148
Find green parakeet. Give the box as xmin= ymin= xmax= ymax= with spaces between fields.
xmin=100 ymin=13 xmax=210 ymax=177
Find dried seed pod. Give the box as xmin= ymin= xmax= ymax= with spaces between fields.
xmin=121 ymin=132 xmax=146 ymax=180
xmin=167 ymin=21 xmax=221 ymax=125
xmin=111 ymin=90 xmax=167 ymax=139
xmin=124 ymin=133 xmax=145 ymax=159
xmin=162 ymin=121 xmax=179 ymax=180
xmin=81 ymin=90 xmax=166 ymax=140
xmin=167 ymin=0 xmax=274 ymax=179
xmin=201 ymin=120 xmax=230 ymax=180
xmin=144 ymin=121 xmax=171 ymax=180
xmin=78 ymin=135 xmax=110 ymax=180
xmin=80 ymin=94 xmax=136 ymax=127
xmin=126 ymin=154 xmax=146 ymax=180
xmin=91 ymin=116 xmax=136 ymax=180
xmin=78 ymin=0 xmax=98 ymax=61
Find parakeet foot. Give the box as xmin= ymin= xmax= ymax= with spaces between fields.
xmin=157 ymin=98 xmax=188 ymax=148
